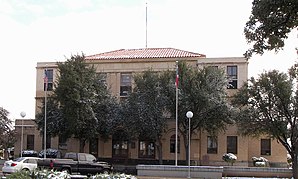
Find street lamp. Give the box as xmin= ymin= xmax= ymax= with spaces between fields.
xmin=186 ymin=111 xmax=193 ymax=179
xmin=20 ymin=111 xmax=26 ymax=157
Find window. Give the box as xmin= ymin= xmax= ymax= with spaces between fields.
xmin=209 ymin=65 xmax=218 ymax=69
xmin=139 ymin=140 xmax=155 ymax=158
xmin=227 ymin=66 xmax=237 ymax=89
xmin=89 ymin=138 xmax=98 ymax=157
xmin=42 ymin=135 xmax=51 ymax=149
xmin=79 ymin=154 xmax=86 ymax=161
xmin=44 ymin=69 xmax=53 ymax=91
xmin=58 ymin=136 xmax=67 ymax=150
xmin=112 ymin=140 xmax=128 ymax=158
xmin=120 ymin=73 xmax=132 ymax=96
xmin=26 ymin=135 xmax=34 ymax=150
xmin=67 ymin=153 xmax=77 ymax=160
xmin=97 ymin=73 xmax=107 ymax=87
xmin=261 ymin=139 xmax=271 ymax=155
xmin=207 ymin=136 xmax=218 ymax=154
xmin=227 ymin=136 xmax=237 ymax=154
xmin=85 ymin=153 xmax=96 ymax=162
xmin=170 ymin=135 xmax=180 ymax=153
xmin=25 ymin=158 xmax=38 ymax=164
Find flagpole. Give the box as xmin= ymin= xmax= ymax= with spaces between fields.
xmin=145 ymin=1 xmax=148 ymax=48
xmin=175 ymin=61 xmax=178 ymax=166
xmin=44 ymin=66 xmax=47 ymax=159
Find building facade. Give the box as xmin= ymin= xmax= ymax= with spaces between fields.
xmin=14 ymin=48 xmax=287 ymax=167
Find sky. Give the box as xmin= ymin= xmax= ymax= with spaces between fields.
xmin=0 ymin=0 xmax=297 ymax=120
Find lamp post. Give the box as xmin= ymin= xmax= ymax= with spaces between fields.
xmin=186 ymin=111 xmax=193 ymax=179
xmin=20 ymin=111 xmax=26 ymax=157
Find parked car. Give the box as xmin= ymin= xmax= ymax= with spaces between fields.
xmin=38 ymin=148 xmax=61 ymax=158
xmin=37 ymin=152 xmax=113 ymax=175
xmin=2 ymin=157 xmax=41 ymax=175
xmin=21 ymin=150 xmax=38 ymax=157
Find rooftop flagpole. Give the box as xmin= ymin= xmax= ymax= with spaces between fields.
xmin=175 ymin=61 xmax=179 ymax=166
xmin=145 ymin=1 xmax=148 ymax=48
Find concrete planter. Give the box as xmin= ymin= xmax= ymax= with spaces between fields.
xmin=137 ymin=165 xmax=223 ymax=178
xmin=137 ymin=165 xmax=292 ymax=179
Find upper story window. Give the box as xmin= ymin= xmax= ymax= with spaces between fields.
xmin=207 ymin=136 xmax=218 ymax=154
xmin=120 ymin=73 xmax=132 ymax=96
xmin=97 ymin=73 xmax=107 ymax=87
xmin=44 ymin=69 xmax=53 ymax=91
xmin=227 ymin=136 xmax=237 ymax=154
xmin=261 ymin=139 xmax=271 ymax=155
xmin=209 ymin=65 xmax=218 ymax=69
xmin=227 ymin=66 xmax=237 ymax=89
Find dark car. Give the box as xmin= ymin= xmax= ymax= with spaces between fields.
xmin=37 ymin=152 xmax=113 ymax=175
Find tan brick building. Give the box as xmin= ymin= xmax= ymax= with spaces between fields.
xmin=14 ymin=48 xmax=287 ymax=167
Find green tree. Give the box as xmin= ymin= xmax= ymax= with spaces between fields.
xmin=122 ymin=69 xmax=170 ymax=164
xmin=166 ymin=62 xmax=233 ymax=164
xmin=0 ymin=107 xmax=15 ymax=157
xmin=35 ymin=98 xmax=63 ymax=139
xmin=244 ymin=0 xmax=298 ymax=58
xmin=92 ymin=73 xmax=118 ymax=140
xmin=232 ymin=67 xmax=298 ymax=178
xmin=36 ymin=54 xmax=115 ymax=152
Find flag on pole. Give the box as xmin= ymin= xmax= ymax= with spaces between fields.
xmin=175 ymin=61 xmax=179 ymax=88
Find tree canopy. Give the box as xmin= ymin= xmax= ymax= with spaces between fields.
xmin=244 ymin=0 xmax=298 ymax=58
xmin=120 ymin=69 xmax=171 ymax=164
xmin=35 ymin=54 xmax=116 ymax=152
xmin=232 ymin=67 xmax=298 ymax=178
xmin=166 ymin=62 xmax=234 ymax=162
xmin=0 ymin=107 xmax=15 ymax=151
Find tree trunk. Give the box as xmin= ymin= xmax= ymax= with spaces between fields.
xmin=156 ymin=139 xmax=163 ymax=165
xmin=79 ymin=139 xmax=86 ymax=153
xmin=292 ymin=149 xmax=298 ymax=179
xmin=182 ymin=133 xmax=189 ymax=165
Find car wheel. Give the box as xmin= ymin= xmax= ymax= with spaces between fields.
xmin=61 ymin=168 xmax=71 ymax=174
xmin=102 ymin=169 xmax=110 ymax=174
xmin=22 ymin=168 xmax=30 ymax=173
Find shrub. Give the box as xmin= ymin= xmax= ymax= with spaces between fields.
xmin=222 ymin=153 xmax=237 ymax=166
xmin=287 ymin=154 xmax=292 ymax=168
xmin=252 ymin=156 xmax=269 ymax=167
xmin=7 ymin=169 xmax=71 ymax=179
xmin=6 ymin=169 xmax=137 ymax=179
xmin=91 ymin=173 xmax=137 ymax=179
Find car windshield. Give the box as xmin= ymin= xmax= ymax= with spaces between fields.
xmin=13 ymin=157 xmax=25 ymax=162
xmin=85 ymin=154 xmax=96 ymax=162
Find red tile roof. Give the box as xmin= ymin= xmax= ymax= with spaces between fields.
xmin=85 ymin=48 xmax=206 ymax=60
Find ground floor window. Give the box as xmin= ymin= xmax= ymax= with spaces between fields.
xmin=227 ymin=136 xmax=237 ymax=154
xmin=26 ymin=135 xmax=34 ymax=150
xmin=58 ymin=136 xmax=67 ymax=150
xmin=89 ymin=138 xmax=98 ymax=157
xmin=112 ymin=140 xmax=128 ymax=158
xmin=42 ymin=135 xmax=51 ymax=149
xmin=139 ymin=140 xmax=155 ymax=158
xmin=207 ymin=136 xmax=218 ymax=154
xmin=261 ymin=139 xmax=271 ymax=155
xmin=170 ymin=135 xmax=180 ymax=153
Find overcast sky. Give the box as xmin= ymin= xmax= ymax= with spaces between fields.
xmin=0 ymin=0 xmax=297 ymax=120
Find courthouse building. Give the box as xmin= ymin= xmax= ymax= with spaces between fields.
xmin=14 ymin=48 xmax=287 ymax=167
